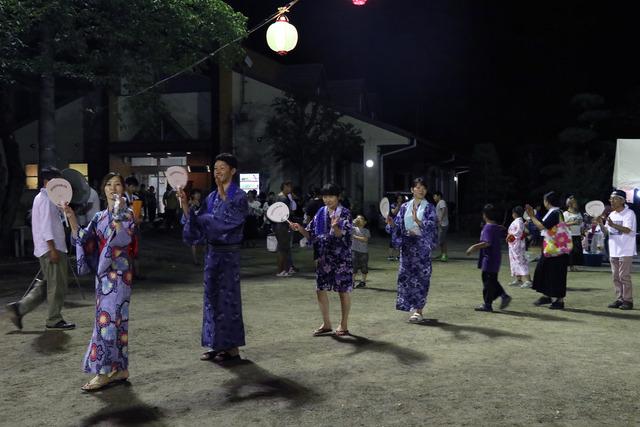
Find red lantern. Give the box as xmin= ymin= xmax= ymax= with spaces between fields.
xmin=352 ymin=0 xmax=367 ymax=5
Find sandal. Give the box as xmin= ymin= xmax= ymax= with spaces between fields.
xmin=213 ymin=351 xmax=241 ymax=363
xmin=312 ymin=327 xmax=333 ymax=336
xmin=200 ymin=350 xmax=219 ymax=361
xmin=334 ymin=329 xmax=350 ymax=337
xmin=81 ymin=370 xmax=128 ymax=392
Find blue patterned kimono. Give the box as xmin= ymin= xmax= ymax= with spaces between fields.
xmin=306 ymin=205 xmax=353 ymax=292
xmin=183 ymin=183 xmax=248 ymax=350
xmin=386 ymin=200 xmax=437 ymax=311
xmin=74 ymin=209 xmax=135 ymax=375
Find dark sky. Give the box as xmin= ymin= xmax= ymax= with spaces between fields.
xmin=225 ymin=1 xmax=640 ymax=147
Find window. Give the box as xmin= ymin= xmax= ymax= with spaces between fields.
xmin=25 ymin=164 xmax=38 ymax=189
xmin=68 ymin=163 xmax=88 ymax=179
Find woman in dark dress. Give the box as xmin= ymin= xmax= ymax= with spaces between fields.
xmin=525 ymin=191 xmax=569 ymax=310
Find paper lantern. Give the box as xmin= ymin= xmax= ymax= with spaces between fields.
xmin=352 ymin=0 xmax=368 ymax=5
xmin=266 ymin=15 xmax=298 ymax=55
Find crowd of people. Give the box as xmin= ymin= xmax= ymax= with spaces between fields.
xmin=4 ymin=156 xmax=637 ymax=393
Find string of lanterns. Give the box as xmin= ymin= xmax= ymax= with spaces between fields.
xmin=266 ymin=0 xmax=368 ymax=55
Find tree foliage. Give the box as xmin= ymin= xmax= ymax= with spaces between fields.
xmin=264 ymin=94 xmax=365 ymax=189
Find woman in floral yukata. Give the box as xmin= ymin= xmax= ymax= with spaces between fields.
xmin=65 ymin=173 xmax=135 ymax=391
xmin=291 ymin=183 xmax=353 ymax=337
xmin=386 ymin=177 xmax=438 ymax=324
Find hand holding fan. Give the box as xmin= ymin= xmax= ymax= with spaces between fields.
xmin=166 ymin=166 xmax=189 ymax=208
xmin=46 ymin=178 xmax=73 ymax=227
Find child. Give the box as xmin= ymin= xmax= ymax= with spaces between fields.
xmin=291 ymin=183 xmax=353 ymax=336
xmin=507 ymin=206 xmax=533 ymax=288
xmin=466 ymin=204 xmax=512 ymax=312
xmin=352 ymin=215 xmax=371 ymax=288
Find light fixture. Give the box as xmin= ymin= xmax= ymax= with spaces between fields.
xmin=266 ymin=14 xmax=298 ymax=55
xmin=352 ymin=0 xmax=368 ymax=5
xmin=365 ymin=159 xmax=374 ymax=168
xmin=166 ymin=152 xmax=172 ymax=156
xmin=146 ymin=152 xmax=152 ymax=156
xmin=454 ymin=176 xmax=458 ymax=182
xmin=186 ymin=151 xmax=192 ymax=155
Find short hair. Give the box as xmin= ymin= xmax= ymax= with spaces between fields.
xmin=125 ymin=175 xmax=139 ymax=186
xmin=280 ymin=180 xmax=293 ymax=191
xmin=544 ymin=191 xmax=560 ymax=207
xmin=411 ymin=177 xmax=428 ymax=190
xmin=512 ymin=205 xmax=524 ymax=217
xmin=215 ymin=152 xmax=238 ymax=169
xmin=190 ymin=188 xmax=202 ymax=198
xmin=433 ymin=191 xmax=443 ymax=198
xmin=320 ymin=183 xmax=341 ymax=196
xmin=357 ymin=214 xmax=367 ymax=222
xmin=100 ymin=172 xmax=125 ymax=199
xmin=39 ymin=167 xmax=62 ymax=187
xmin=482 ymin=203 xmax=500 ymax=222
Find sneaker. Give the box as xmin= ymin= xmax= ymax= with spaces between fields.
xmin=287 ymin=268 xmax=296 ymax=275
xmin=500 ymin=295 xmax=512 ymax=310
xmin=275 ymin=271 xmax=290 ymax=277
xmin=608 ymin=300 xmax=623 ymax=309
xmin=520 ymin=281 xmax=533 ymax=289
xmin=355 ymin=281 xmax=366 ymax=288
xmin=508 ymin=280 xmax=521 ymax=287
xmin=46 ymin=320 xmax=76 ymax=330
xmin=474 ymin=304 xmax=493 ymax=312
xmin=533 ymin=296 xmax=552 ymax=306
xmin=619 ymin=301 xmax=634 ymax=310
xmin=440 ymin=255 xmax=448 ymax=262
xmin=289 ymin=266 xmax=300 ymax=273
xmin=408 ymin=312 xmax=424 ymax=323
xmin=549 ymin=300 xmax=565 ymax=310
xmin=6 ymin=302 xmax=23 ymax=330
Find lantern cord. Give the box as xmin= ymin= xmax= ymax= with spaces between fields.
xmin=125 ymin=0 xmax=303 ymax=99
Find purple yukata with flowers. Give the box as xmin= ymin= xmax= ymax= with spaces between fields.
xmin=306 ymin=205 xmax=354 ymax=292
xmin=386 ymin=201 xmax=438 ymax=311
xmin=182 ymin=182 xmax=248 ymax=350
xmin=74 ymin=209 xmax=136 ymax=375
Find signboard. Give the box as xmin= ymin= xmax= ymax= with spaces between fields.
xmin=239 ymin=173 xmax=260 ymax=193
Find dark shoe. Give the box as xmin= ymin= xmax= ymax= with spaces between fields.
xmin=213 ymin=351 xmax=241 ymax=364
xmin=533 ymin=296 xmax=552 ymax=306
xmin=608 ymin=300 xmax=623 ymax=309
xmin=499 ymin=295 xmax=512 ymax=310
xmin=6 ymin=302 xmax=23 ymax=330
xmin=46 ymin=320 xmax=76 ymax=330
xmin=474 ymin=304 xmax=493 ymax=312
xmin=355 ymin=281 xmax=366 ymax=288
xmin=549 ymin=300 xmax=565 ymax=310
xmin=619 ymin=301 xmax=634 ymax=310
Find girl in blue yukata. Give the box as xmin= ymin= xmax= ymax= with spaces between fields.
xmin=291 ymin=183 xmax=354 ymax=337
xmin=385 ymin=177 xmax=438 ymax=323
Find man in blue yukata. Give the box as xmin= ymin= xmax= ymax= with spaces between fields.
xmin=180 ymin=153 xmax=248 ymax=363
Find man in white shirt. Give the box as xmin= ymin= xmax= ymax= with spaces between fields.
xmin=6 ymin=168 xmax=75 ymax=330
xmin=433 ymin=191 xmax=449 ymax=262
xmin=601 ymin=190 xmax=637 ymax=310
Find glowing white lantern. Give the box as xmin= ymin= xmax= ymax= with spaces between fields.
xmin=365 ymin=159 xmax=375 ymax=168
xmin=266 ymin=15 xmax=298 ymax=55
xmin=352 ymin=0 xmax=368 ymax=5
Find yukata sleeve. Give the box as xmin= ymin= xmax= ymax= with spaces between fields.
xmin=513 ymin=220 xmax=524 ymax=240
xmin=305 ymin=213 xmax=318 ymax=243
xmin=72 ymin=212 xmax=100 ymax=275
xmin=183 ymin=199 xmax=209 ymax=246
xmin=386 ymin=204 xmax=405 ymax=249
xmin=419 ymin=203 xmax=438 ymax=251
xmin=109 ymin=210 xmax=135 ymax=248
xmin=337 ymin=210 xmax=353 ymax=249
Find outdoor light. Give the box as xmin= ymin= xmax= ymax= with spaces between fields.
xmin=352 ymin=0 xmax=368 ymax=5
xmin=365 ymin=159 xmax=374 ymax=168
xmin=454 ymin=176 xmax=458 ymax=182
xmin=266 ymin=15 xmax=298 ymax=55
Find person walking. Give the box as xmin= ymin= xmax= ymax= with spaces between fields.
xmin=564 ymin=195 xmax=584 ymax=272
xmin=507 ymin=206 xmax=533 ymax=288
xmin=433 ymin=191 xmax=449 ymax=262
xmin=6 ymin=167 xmax=75 ymax=331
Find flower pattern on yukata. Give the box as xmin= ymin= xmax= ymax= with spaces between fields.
xmin=508 ymin=217 xmax=529 ymax=276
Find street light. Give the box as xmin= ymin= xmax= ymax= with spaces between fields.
xmin=365 ymin=159 xmax=374 ymax=168
xmin=266 ymin=14 xmax=298 ymax=55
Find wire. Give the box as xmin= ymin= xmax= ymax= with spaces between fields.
xmin=124 ymin=0 xmax=302 ymax=99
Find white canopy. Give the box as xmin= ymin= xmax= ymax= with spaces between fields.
xmin=613 ymin=139 xmax=640 ymax=201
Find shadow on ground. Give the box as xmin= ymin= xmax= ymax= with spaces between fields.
xmin=31 ymin=330 xmax=71 ymax=354
xmin=415 ymin=319 xmax=532 ymax=340
xmin=497 ymin=310 xmax=582 ymax=322
xmin=563 ymin=308 xmax=640 ymax=320
xmin=80 ymin=383 xmax=166 ymax=427
xmin=219 ymin=359 xmax=320 ymax=406
xmin=330 ymin=334 xmax=429 ymax=365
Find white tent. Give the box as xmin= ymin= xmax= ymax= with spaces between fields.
xmin=613 ymin=139 xmax=640 ymax=202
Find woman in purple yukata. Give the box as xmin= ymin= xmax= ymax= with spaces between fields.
xmin=180 ymin=153 xmax=249 ymax=363
xmin=291 ymin=183 xmax=354 ymax=337
xmin=385 ymin=178 xmax=438 ymax=323
xmin=65 ymin=173 xmax=135 ymax=391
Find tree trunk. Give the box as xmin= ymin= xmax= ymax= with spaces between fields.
xmin=0 ymin=85 xmax=26 ymax=256
xmin=38 ymin=24 xmax=57 ymax=169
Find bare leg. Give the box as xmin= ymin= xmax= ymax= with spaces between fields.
xmin=337 ymin=292 xmax=351 ymax=332
xmin=316 ymin=290 xmax=331 ymax=329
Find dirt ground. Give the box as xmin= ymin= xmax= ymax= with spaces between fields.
xmin=1 ymin=230 xmax=639 ymax=427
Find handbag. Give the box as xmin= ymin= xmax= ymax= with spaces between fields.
xmin=266 ymin=234 xmax=277 ymax=252
xmin=542 ymin=212 xmax=573 ymax=257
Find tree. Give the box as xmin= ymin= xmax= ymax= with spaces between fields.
xmin=0 ymin=0 xmax=247 ymax=254
xmin=264 ymin=94 xmax=364 ymax=189
xmin=467 ymin=143 xmax=515 ymax=213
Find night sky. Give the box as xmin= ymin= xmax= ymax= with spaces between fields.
xmin=225 ymin=0 xmax=640 ymax=149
